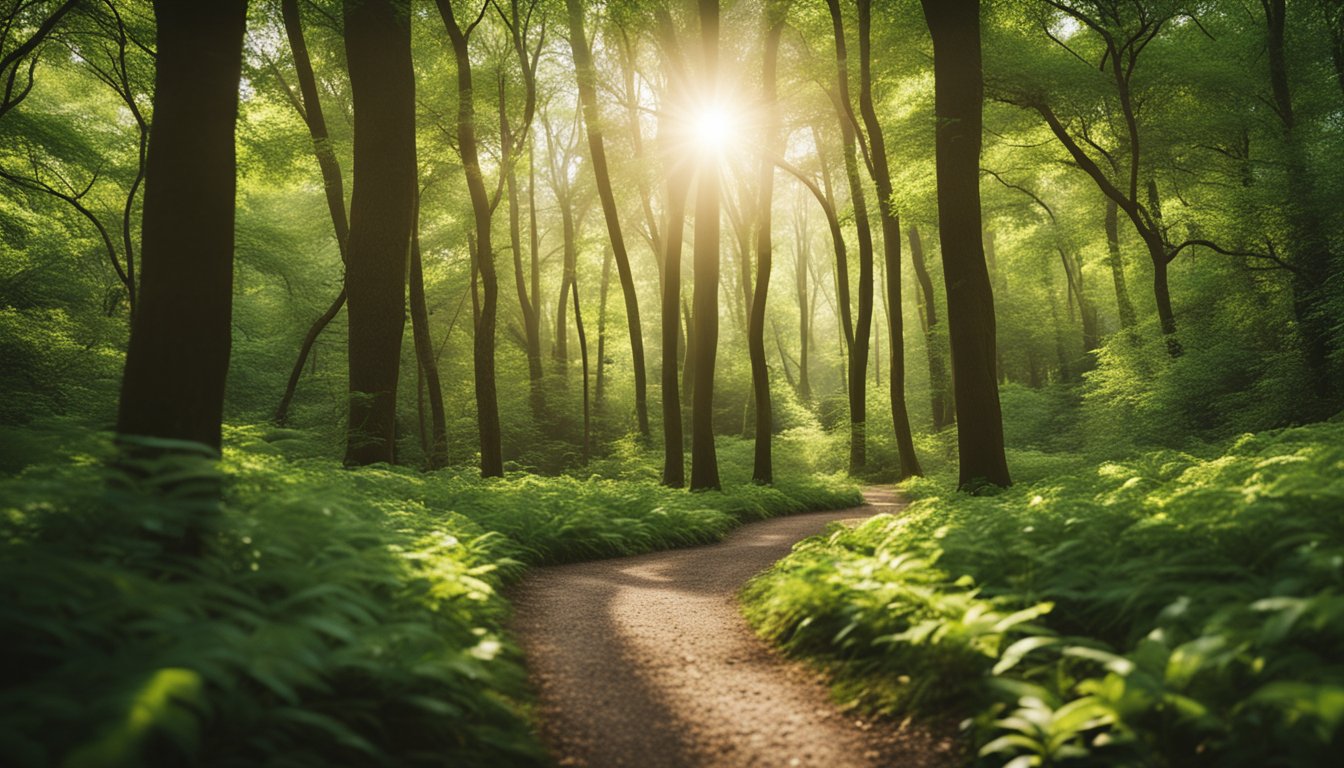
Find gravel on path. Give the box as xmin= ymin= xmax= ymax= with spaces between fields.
xmin=509 ymin=486 xmax=960 ymax=767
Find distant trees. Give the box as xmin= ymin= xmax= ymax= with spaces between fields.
xmin=920 ymin=0 xmax=1011 ymax=489
xmin=114 ymin=0 xmax=247 ymax=455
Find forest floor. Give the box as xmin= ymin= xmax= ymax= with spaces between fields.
xmin=509 ymin=487 xmax=960 ymax=768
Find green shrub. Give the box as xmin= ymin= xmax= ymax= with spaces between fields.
xmin=743 ymin=419 xmax=1344 ymax=766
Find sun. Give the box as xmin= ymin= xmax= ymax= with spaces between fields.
xmin=691 ymin=103 xmax=737 ymax=156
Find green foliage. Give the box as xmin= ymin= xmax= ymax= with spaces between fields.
xmin=743 ymin=419 xmax=1344 ymax=766
xmin=0 ymin=429 xmax=859 ymax=766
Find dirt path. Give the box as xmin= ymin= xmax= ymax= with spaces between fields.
xmin=509 ymin=487 xmax=958 ymax=767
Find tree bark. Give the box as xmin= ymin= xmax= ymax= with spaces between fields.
xmin=1104 ymin=199 xmax=1138 ymax=331
xmin=920 ymin=0 xmax=1010 ymax=490
xmin=1265 ymin=0 xmax=1337 ymax=401
xmin=116 ymin=0 xmax=247 ymax=456
xmin=565 ymin=0 xmax=650 ymax=438
xmin=409 ymin=192 xmax=449 ymax=468
xmin=341 ymin=0 xmax=415 ymax=467
xmin=437 ymin=0 xmax=503 ymax=477
xmin=825 ymin=0 xmax=873 ymax=473
xmin=857 ymin=0 xmax=920 ymax=478
xmin=573 ymin=265 xmax=591 ymax=465
xmin=596 ymin=244 xmax=613 ymax=410
xmin=274 ymin=0 xmax=351 ymax=425
xmin=690 ymin=0 xmax=721 ymax=491
xmin=654 ymin=10 xmax=691 ymax=487
xmin=909 ymin=226 xmax=952 ymax=428
xmin=748 ymin=2 xmax=783 ymax=484
xmin=793 ymin=202 xmax=812 ymax=402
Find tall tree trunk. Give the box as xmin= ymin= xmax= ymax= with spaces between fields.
xmin=1266 ymin=0 xmax=1337 ymax=402
xmin=749 ymin=2 xmax=783 ymax=484
xmin=554 ymin=191 xmax=575 ymax=373
xmin=920 ymin=0 xmax=1010 ymax=490
xmin=1059 ymin=247 xmax=1099 ymax=358
xmin=857 ymin=0 xmax=920 ymax=478
xmin=504 ymin=88 xmax=542 ymax=387
xmin=565 ymin=0 xmax=650 ymax=438
xmin=116 ymin=0 xmax=247 ymax=460
xmin=274 ymin=0 xmax=351 ymax=426
xmin=342 ymin=0 xmax=415 ymax=467
xmin=826 ymin=0 xmax=873 ymax=473
xmin=656 ymin=12 xmax=690 ymax=487
xmin=409 ymin=193 xmax=449 ymax=469
xmin=573 ymin=267 xmax=591 ymax=465
xmin=1104 ymin=199 xmax=1138 ymax=332
xmin=437 ymin=0 xmax=503 ymax=477
xmin=596 ymin=245 xmax=613 ymax=410
xmin=690 ymin=0 xmax=721 ymax=491
xmin=792 ymin=202 xmax=813 ymax=402
xmin=909 ymin=226 xmax=950 ymax=429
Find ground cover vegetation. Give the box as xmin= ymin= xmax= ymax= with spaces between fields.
xmin=0 ymin=0 xmax=1341 ymax=765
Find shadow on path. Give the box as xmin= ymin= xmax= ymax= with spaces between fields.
xmin=508 ymin=487 xmax=959 ymax=767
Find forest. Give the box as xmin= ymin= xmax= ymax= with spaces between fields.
xmin=0 ymin=0 xmax=1341 ymax=766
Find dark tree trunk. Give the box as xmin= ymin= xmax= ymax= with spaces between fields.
xmin=1266 ymin=0 xmax=1338 ymax=402
xmin=749 ymin=2 xmax=783 ymax=484
xmin=341 ymin=0 xmax=415 ymax=467
xmin=656 ymin=15 xmax=690 ymax=487
xmin=857 ymin=0 xmax=920 ymax=478
xmin=274 ymin=291 xmax=345 ymax=425
xmin=565 ymin=0 xmax=650 ymax=438
xmin=274 ymin=0 xmax=351 ymax=426
xmin=554 ymin=191 xmax=575 ymax=373
xmin=573 ymin=268 xmax=591 ymax=465
xmin=690 ymin=0 xmax=721 ymax=491
xmin=794 ymin=208 xmax=813 ymax=403
xmin=596 ymin=245 xmax=613 ymax=410
xmin=909 ymin=226 xmax=950 ymax=429
xmin=409 ymin=193 xmax=449 ymax=469
xmin=920 ymin=0 xmax=1010 ymax=490
xmin=825 ymin=0 xmax=873 ymax=474
xmin=437 ymin=0 xmax=503 ymax=477
xmin=1059 ymin=247 xmax=1099 ymax=358
xmin=1104 ymin=199 xmax=1138 ymax=331
xmin=116 ymin=0 xmax=247 ymax=457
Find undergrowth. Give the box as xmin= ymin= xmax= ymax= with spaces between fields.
xmin=0 ymin=426 xmax=859 ymax=767
xmin=743 ymin=418 xmax=1344 ymax=767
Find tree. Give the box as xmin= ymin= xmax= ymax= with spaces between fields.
xmin=690 ymin=0 xmax=721 ymax=491
xmin=339 ymin=0 xmax=415 ymax=467
xmin=907 ymin=226 xmax=951 ymax=428
xmin=856 ymin=0 xmax=921 ymax=478
xmin=436 ymin=0 xmax=504 ymax=478
xmin=655 ymin=9 xmax=690 ymax=488
xmin=824 ymin=0 xmax=875 ymax=473
xmin=409 ymin=189 xmax=449 ymax=468
xmin=748 ymin=0 xmax=784 ymax=484
xmin=272 ymin=0 xmax=350 ymax=426
xmin=115 ymin=0 xmax=246 ymax=458
xmin=564 ymin=0 xmax=650 ymax=438
xmin=920 ymin=0 xmax=1011 ymax=490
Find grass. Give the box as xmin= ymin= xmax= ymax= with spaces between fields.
xmin=0 ymin=424 xmax=860 ymax=767
xmin=742 ymin=418 xmax=1344 ymax=767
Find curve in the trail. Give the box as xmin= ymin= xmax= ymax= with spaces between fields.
xmin=509 ymin=487 xmax=957 ymax=768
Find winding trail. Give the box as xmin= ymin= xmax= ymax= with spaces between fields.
xmin=509 ymin=487 xmax=958 ymax=767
